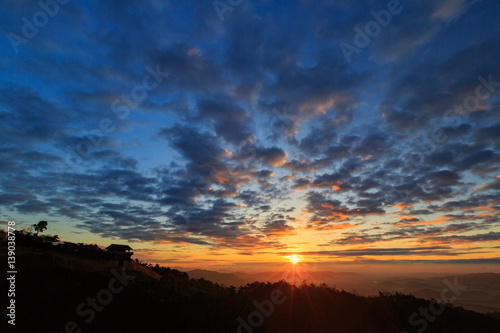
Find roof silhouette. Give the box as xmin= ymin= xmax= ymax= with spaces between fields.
xmin=106 ymin=244 xmax=133 ymax=252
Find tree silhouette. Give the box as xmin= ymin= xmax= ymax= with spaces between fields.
xmin=33 ymin=220 xmax=48 ymax=236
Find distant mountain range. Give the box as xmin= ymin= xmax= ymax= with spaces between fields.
xmin=186 ymin=269 xmax=248 ymax=286
xmin=185 ymin=269 xmax=500 ymax=313
xmin=378 ymin=273 xmax=500 ymax=313
xmin=186 ymin=269 xmax=363 ymax=287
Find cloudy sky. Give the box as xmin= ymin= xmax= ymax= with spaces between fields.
xmin=1 ymin=0 xmax=499 ymax=270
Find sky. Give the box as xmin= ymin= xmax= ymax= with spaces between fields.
xmin=1 ymin=0 xmax=500 ymax=273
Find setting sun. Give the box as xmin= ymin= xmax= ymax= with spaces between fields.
xmin=290 ymin=255 xmax=300 ymax=264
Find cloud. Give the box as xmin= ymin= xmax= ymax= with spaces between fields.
xmin=196 ymin=98 xmax=253 ymax=145
xmin=261 ymin=217 xmax=295 ymax=236
xmin=294 ymin=246 xmax=463 ymax=257
xmin=254 ymin=146 xmax=288 ymax=167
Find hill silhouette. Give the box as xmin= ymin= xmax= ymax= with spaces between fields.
xmin=2 ymin=231 xmax=500 ymax=333
xmin=185 ymin=268 xmax=500 ymax=313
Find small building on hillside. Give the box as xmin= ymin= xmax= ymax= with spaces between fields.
xmin=106 ymin=244 xmax=133 ymax=266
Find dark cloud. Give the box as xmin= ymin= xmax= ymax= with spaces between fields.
xmin=261 ymin=217 xmax=295 ymax=236
xmin=426 ymin=170 xmax=461 ymax=186
xmin=14 ymin=199 xmax=51 ymax=214
xmin=197 ymin=98 xmax=253 ymax=145
xmin=295 ymin=246 xmax=462 ymax=257
xmin=254 ymin=146 xmax=288 ymax=167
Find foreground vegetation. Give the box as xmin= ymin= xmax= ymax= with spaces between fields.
xmin=1 ymin=230 xmax=500 ymax=332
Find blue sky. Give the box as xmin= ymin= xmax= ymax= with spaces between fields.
xmin=1 ymin=0 xmax=500 ymax=268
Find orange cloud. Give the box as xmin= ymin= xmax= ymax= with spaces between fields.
xmin=420 ymin=216 xmax=454 ymax=225
xmin=308 ymin=223 xmax=355 ymax=231
xmin=298 ymin=97 xmax=337 ymax=115
xmin=392 ymin=203 xmax=414 ymax=212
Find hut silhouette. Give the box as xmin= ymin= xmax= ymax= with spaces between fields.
xmin=106 ymin=244 xmax=133 ymax=266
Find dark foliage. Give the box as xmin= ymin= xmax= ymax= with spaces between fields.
xmin=1 ymin=233 xmax=499 ymax=333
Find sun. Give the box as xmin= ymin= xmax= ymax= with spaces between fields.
xmin=285 ymin=254 xmax=303 ymax=264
